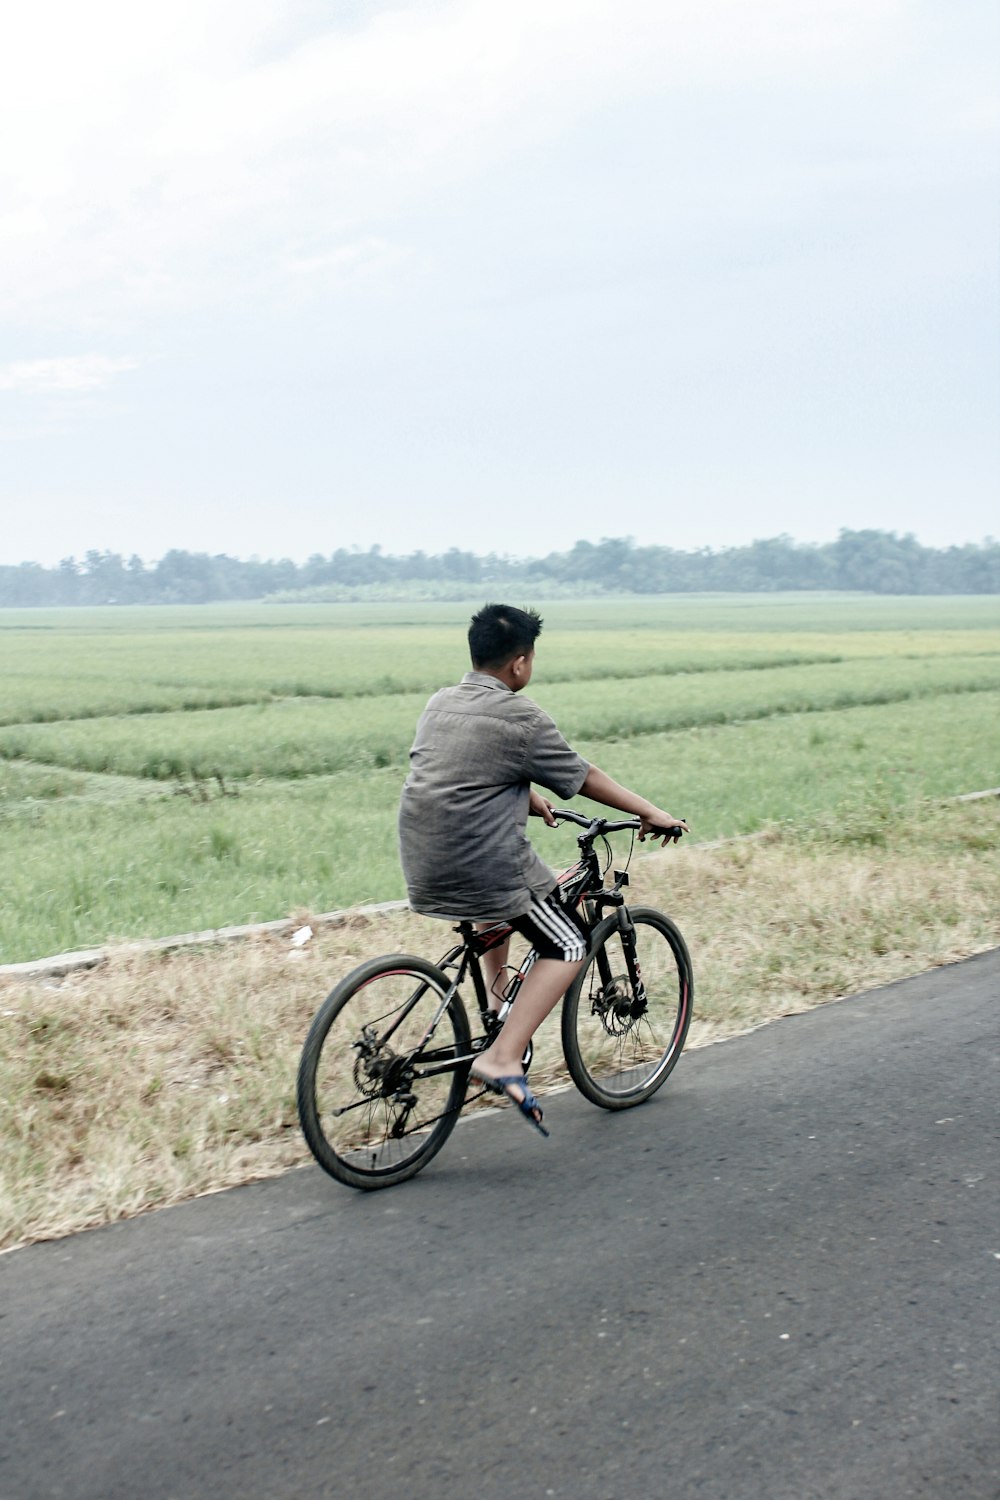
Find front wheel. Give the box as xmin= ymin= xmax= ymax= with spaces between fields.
xmin=562 ymin=907 xmax=693 ymax=1109
xmin=297 ymin=954 xmax=471 ymax=1189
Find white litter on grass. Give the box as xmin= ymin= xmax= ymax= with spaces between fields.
xmin=290 ymin=925 xmax=313 ymax=947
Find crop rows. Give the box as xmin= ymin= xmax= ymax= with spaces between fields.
xmin=2 ymin=653 xmax=999 ymax=782
xmin=3 ymin=596 xmax=999 ymax=728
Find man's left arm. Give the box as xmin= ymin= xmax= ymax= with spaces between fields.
xmin=578 ymin=765 xmax=688 ymax=843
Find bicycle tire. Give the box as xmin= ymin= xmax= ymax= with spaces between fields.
xmin=561 ymin=906 xmax=693 ymax=1110
xmin=297 ymin=953 xmax=471 ymax=1190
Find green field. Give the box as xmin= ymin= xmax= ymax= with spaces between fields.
xmin=1 ymin=595 xmax=998 ymax=963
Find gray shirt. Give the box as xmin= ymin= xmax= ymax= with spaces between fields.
xmin=398 ymin=671 xmax=590 ymax=921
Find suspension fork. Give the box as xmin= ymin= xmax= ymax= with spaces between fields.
xmin=619 ymin=908 xmax=648 ymax=1004
xmin=591 ymin=901 xmax=647 ymax=1004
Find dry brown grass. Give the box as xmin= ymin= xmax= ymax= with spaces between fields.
xmin=2 ymin=797 xmax=997 ymax=1251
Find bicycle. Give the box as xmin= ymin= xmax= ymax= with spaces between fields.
xmin=296 ymin=809 xmax=693 ymax=1190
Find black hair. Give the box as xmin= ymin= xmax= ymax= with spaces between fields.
xmin=468 ymin=603 xmax=543 ymax=669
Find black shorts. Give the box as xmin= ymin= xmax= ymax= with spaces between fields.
xmin=509 ymin=887 xmax=588 ymax=963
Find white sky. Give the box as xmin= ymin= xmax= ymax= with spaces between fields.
xmin=1 ymin=0 xmax=998 ymax=566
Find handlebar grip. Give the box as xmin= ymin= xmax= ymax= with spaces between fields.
xmin=552 ymin=808 xmax=593 ymax=828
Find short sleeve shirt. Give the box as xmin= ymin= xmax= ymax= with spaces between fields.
xmin=398 ymin=671 xmax=590 ymax=922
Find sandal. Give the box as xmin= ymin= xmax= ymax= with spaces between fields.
xmin=470 ymin=1067 xmax=549 ymax=1138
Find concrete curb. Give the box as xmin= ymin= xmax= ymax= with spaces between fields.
xmin=0 ymin=901 xmax=410 ymax=981
xmin=3 ymin=788 xmax=997 ymax=982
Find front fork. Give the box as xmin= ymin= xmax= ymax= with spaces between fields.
xmin=591 ymin=897 xmax=647 ymax=1007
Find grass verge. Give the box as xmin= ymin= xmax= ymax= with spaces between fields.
xmin=2 ymin=796 xmax=997 ymax=1251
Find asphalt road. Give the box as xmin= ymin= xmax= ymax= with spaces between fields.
xmin=2 ymin=951 xmax=997 ymax=1500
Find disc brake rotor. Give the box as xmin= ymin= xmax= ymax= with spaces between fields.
xmin=591 ymin=977 xmax=638 ymax=1037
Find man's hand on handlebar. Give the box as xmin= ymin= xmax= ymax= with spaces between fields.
xmin=638 ymin=808 xmax=689 ymax=844
xmin=545 ymin=799 xmax=688 ymax=843
xmin=529 ymin=788 xmax=557 ymax=826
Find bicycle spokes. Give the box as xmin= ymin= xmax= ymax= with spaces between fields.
xmin=298 ymin=957 xmax=471 ymax=1187
xmin=563 ymin=908 xmax=693 ymax=1107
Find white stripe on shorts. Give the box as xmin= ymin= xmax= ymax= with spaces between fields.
xmin=527 ymin=891 xmax=587 ymax=962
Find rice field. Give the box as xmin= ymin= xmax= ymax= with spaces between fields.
xmin=1 ymin=594 xmax=998 ymax=963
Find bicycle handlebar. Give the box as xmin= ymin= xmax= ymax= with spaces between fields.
xmin=552 ymin=807 xmax=615 ymax=829
xmin=551 ymin=808 xmax=685 ymax=840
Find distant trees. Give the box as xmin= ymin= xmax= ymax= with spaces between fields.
xmin=1 ymin=531 xmax=997 ymax=607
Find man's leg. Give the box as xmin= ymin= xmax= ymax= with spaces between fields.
xmin=475 ymin=925 xmax=510 ymax=1012
xmin=472 ymin=955 xmax=583 ymax=1077
xmin=472 ymin=888 xmax=588 ymax=1104
xmin=476 ymin=870 xmax=577 ymax=1012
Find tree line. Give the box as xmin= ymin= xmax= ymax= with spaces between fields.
xmin=1 ymin=531 xmax=998 ymax=607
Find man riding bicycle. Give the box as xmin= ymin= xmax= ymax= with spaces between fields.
xmin=398 ymin=603 xmax=688 ymax=1135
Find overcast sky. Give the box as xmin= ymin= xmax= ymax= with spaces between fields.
xmin=1 ymin=0 xmax=997 ymax=566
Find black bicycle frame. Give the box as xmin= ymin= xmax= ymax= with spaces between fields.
xmin=376 ymin=824 xmax=646 ymax=1084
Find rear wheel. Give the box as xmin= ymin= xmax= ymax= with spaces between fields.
xmin=562 ymin=907 xmax=693 ymax=1109
xmin=297 ymin=954 xmax=470 ymax=1189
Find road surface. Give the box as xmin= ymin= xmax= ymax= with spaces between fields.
xmin=1 ymin=950 xmax=997 ymax=1499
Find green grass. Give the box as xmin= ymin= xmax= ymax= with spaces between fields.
xmin=572 ymin=692 xmax=1000 ymax=836
xmin=1 ymin=691 xmax=997 ymax=963
xmin=0 ymin=768 xmax=406 ymax=959
xmin=0 ymin=595 xmax=997 ymax=963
